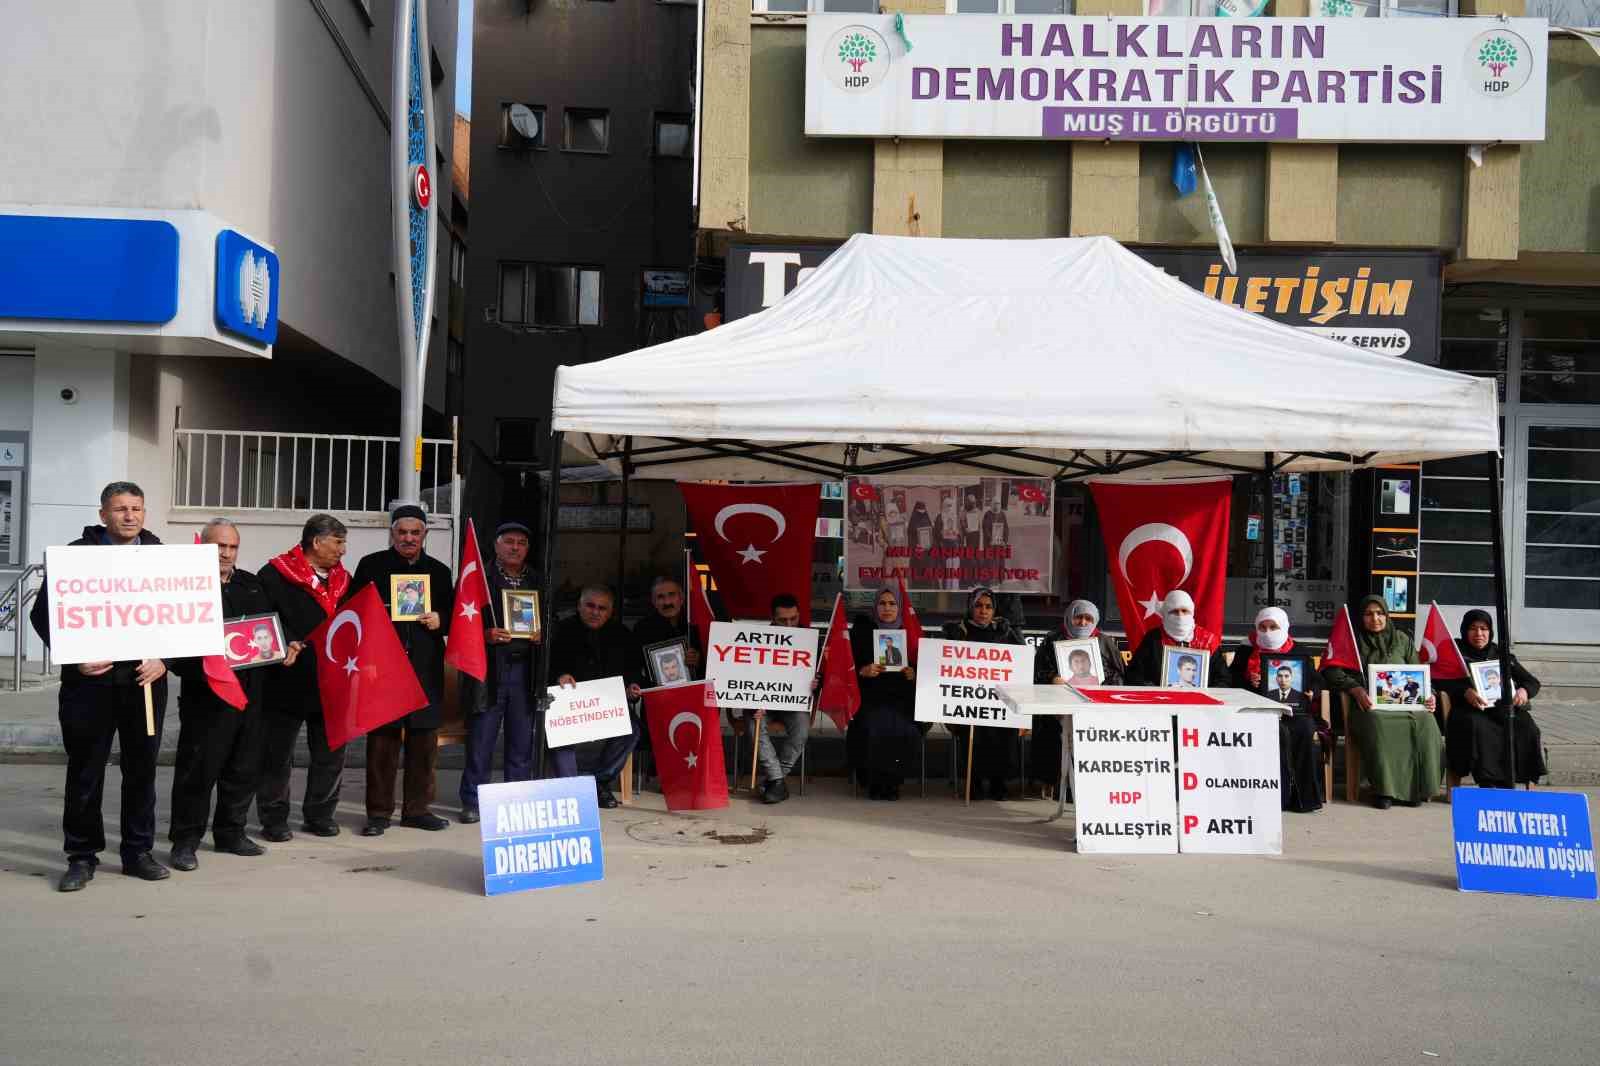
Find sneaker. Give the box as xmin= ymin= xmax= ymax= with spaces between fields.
xmin=399 ymin=813 xmax=449 ymax=831
xmin=762 ymin=778 xmax=790 ymax=805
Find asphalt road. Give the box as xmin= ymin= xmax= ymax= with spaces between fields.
xmin=0 ymin=765 xmax=1594 ymax=1066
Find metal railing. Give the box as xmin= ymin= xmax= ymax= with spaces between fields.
xmin=3 ymin=564 xmax=49 ymax=692
xmin=172 ymin=429 xmax=455 ymax=514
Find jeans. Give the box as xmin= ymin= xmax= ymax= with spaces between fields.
xmin=546 ymin=713 xmax=639 ymax=785
xmin=757 ymin=710 xmax=810 ymax=782
xmin=256 ymin=711 xmax=346 ymax=829
xmin=59 ymin=680 xmax=166 ymax=864
xmin=459 ymin=660 xmax=535 ymax=811
xmin=169 ymin=698 xmax=262 ymax=845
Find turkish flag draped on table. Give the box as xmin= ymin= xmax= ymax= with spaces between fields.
xmin=817 ymin=593 xmax=859 ymax=732
xmin=310 ymin=584 xmax=429 ymax=749
xmin=1088 ymin=478 xmax=1231 ymax=648
xmin=1416 ymin=601 xmax=1469 ymax=681
xmin=642 ymin=682 xmax=729 ymax=811
xmin=678 ymin=482 xmax=820 ymax=620
xmin=444 ymin=518 xmax=492 ymax=682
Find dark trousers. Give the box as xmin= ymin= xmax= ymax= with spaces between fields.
xmin=366 ymin=726 xmax=439 ymax=820
xmin=169 ymin=699 xmax=262 ymax=845
xmin=459 ymin=661 xmax=535 ymax=811
xmin=256 ymin=710 xmax=346 ymax=829
xmin=545 ymin=714 xmax=639 ymax=784
xmin=59 ymin=681 xmax=166 ymax=864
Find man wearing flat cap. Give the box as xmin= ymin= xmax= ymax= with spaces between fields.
xmin=457 ymin=520 xmax=540 ymax=824
xmin=350 ymin=504 xmax=455 ymax=835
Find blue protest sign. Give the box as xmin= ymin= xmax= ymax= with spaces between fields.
xmin=1451 ymin=788 xmax=1596 ymax=900
xmin=478 ymin=776 xmax=604 ymax=896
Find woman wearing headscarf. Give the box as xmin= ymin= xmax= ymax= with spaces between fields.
xmin=1125 ymin=591 xmax=1228 ymax=687
xmin=1320 ymin=594 xmax=1441 ymax=809
xmin=906 ymin=500 xmax=934 ymax=559
xmin=1229 ymin=607 xmax=1326 ymax=813
xmin=846 ymin=583 xmax=924 ymax=800
xmin=942 ymin=586 xmax=1025 ymax=800
xmin=1029 ymin=599 xmax=1124 ymax=794
xmin=933 ymin=495 xmax=963 ymax=591
xmin=1437 ymin=609 xmax=1544 ymax=790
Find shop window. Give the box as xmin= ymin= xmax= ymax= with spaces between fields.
xmin=498 ymin=264 xmax=603 ymax=328
xmin=499 ymin=103 xmax=546 ymax=149
xmin=562 ymin=109 xmax=610 ymax=154
xmin=1521 ymin=310 xmax=1600 ymax=406
xmin=654 ymin=114 xmax=692 ymax=158
xmin=948 ymin=0 xmax=1071 ymax=11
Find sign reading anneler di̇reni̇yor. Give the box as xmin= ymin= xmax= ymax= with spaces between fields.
xmin=805 ymin=16 xmax=1548 ymax=143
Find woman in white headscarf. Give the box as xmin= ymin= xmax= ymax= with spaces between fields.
xmin=1126 ymin=590 xmax=1227 ymax=687
xmin=1029 ymin=599 xmax=1125 ymax=794
xmin=1228 ymin=607 xmax=1326 ymax=813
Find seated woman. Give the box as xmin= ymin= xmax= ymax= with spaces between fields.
xmin=1437 ymin=609 xmax=1545 ymax=791
xmin=846 ymin=582 xmax=923 ymax=801
xmin=1125 ymin=591 xmax=1228 ymax=687
xmin=1030 ymin=599 xmax=1124 ymax=796
xmin=942 ymin=586 xmax=1024 ymax=801
xmin=1228 ymin=607 xmax=1327 ymax=814
xmin=1320 ymin=595 xmax=1441 ymax=810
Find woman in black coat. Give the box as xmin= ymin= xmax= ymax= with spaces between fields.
xmin=1437 ymin=609 xmax=1545 ymax=789
xmin=942 ymin=586 xmax=1025 ymax=801
xmin=1227 ymin=607 xmax=1326 ymax=813
xmin=1030 ymin=599 xmax=1123 ymax=794
xmin=846 ymin=583 xmax=924 ymax=801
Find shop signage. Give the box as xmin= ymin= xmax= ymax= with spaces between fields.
xmin=215 ymin=229 xmax=280 ymax=346
xmin=807 ymin=16 xmax=1548 ymax=143
xmin=1137 ymin=249 xmax=1441 ymax=363
xmin=0 ymin=215 xmax=179 ymax=325
xmin=725 ymin=243 xmax=839 ymax=321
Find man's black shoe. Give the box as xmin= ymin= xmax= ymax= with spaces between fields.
xmin=261 ymin=825 xmax=293 ymax=843
xmin=1373 ymin=795 xmax=1394 ymax=810
xmin=58 ymin=860 xmax=95 ymax=893
xmin=597 ymin=785 xmax=620 ymax=809
xmin=400 ymin=813 xmax=449 ymax=831
xmin=459 ymin=807 xmax=480 ymax=825
xmin=762 ymin=778 xmax=790 ymax=805
xmin=302 ymin=821 xmax=340 ymax=838
xmin=170 ymin=842 xmax=199 ymax=872
xmin=360 ymin=819 xmax=389 ymax=837
xmin=122 ymin=852 xmax=170 ymax=881
xmin=216 ymin=837 xmax=265 ymax=857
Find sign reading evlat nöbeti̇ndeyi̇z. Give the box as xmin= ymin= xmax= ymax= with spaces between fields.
xmin=805 ymin=16 xmax=1547 ymax=143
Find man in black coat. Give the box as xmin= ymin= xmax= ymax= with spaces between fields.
xmin=631 ymin=576 xmax=702 ymax=681
xmin=30 ymin=481 xmax=172 ymax=891
xmin=350 ymin=504 xmax=454 ymax=835
xmin=166 ymin=519 xmax=290 ymax=872
xmin=550 ymin=584 xmax=642 ymax=808
xmin=256 ymin=514 xmax=352 ymax=840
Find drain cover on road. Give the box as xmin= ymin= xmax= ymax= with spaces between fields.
xmin=625 ymin=817 xmax=771 ymax=847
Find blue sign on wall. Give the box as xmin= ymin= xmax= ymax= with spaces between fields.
xmin=1452 ymin=788 xmax=1597 ymax=900
xmin=0 ymin=215 xmax=179 ymax=324
xmin=214 ymin=229 xmax=280 ymax=345
xmin=478 ymin=776 xmax=604 ymax=896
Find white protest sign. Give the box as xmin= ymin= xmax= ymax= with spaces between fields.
xmin=545 ymin=676 xmax=633 ymax=748
xmin=1177 ymin=710 xmax=1282 ymax=855
xmin=915 ymin=638 xmax=1031 ymax=729
xmin=1072 ymin=709 xmax=1178 ymax=854
xmin=705 ymin=621 xmax=819 ymax=713
xmin=44 ymin=544 xmax=224 ymax=664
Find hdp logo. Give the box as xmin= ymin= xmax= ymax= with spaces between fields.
xmin=825 ymin=26 xmax=891 ymax=94
xmin=1469 ymin=30 xmax=1531 ymax=98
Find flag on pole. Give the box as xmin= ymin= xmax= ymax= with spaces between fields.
xmin=310 ymin=584 xmax=429 ymax=749
xmin=643 ymin=682 xmax=729 ymax=811
xmin=896 ymin=572 xmax=923 ymax=667
xmin=444 ymin=518 xmax=491 ymax=682
xmin=817 ymin=593 xmax=860 ymax=732
xmin=1323 ymin=605 xmax=1363 ymax=672
xmin=1194 ymin=145 xmax=1237 ymax=275
xmin=688 ymin=566 xmax=718 ymax=652
xmin=1417 ymin=601 xmax=1470 ymax=681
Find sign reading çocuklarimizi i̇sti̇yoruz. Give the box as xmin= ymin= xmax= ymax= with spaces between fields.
xmin=805 ymin=15 xmax=1547 ymax=143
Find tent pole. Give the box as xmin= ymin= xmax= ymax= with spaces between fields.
xmin=1262 ymin=454 xmax=1277 ymax=612
xmin=535 ymin=432 xmax=565 ymax=702
xmin=616 ymin=436 xmax=632 ymax=607
xmin=1483 ymin=449 xmax=1517 ymax=784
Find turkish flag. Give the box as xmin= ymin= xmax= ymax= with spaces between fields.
xmin=310 ymin=584 xmax=429 ymax=750
xmin=444 ymin=518 xmax=491 ymax=682
xmin=643 ymin=683 xmax=729 ymax=811
xmin=687 ymin=568 xmax=718 ymax=652
xmin=1322 ymin=605 xmax=1362 ymax=672
xmin=1417 ymin=601 xmax=1469 ymax=681
xmin=202 ymin=655 xmax=248 ymax=711
xmin=817 ymin=593 xmax=860 ymax=732
xmin=896 ymin=572 xmax=923 ymax=667
xmin=849 ymin=480 xmax=878 ymax=502
xmin=1075 ymin=687 xmax=1225 ymax=706
xmin=678 ymin=482 xmax=820 ymax=620
xmin=1089 ymin=478 xmax=1231 ymax=647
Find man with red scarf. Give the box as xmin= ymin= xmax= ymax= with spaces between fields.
xmin=255 ymin=514 xmax=352 ymax=840
xmin=1125 ymin=590 xmax=1228 ymax=687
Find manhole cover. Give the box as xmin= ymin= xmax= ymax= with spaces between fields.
xmin=626 ymin=817 xmax=771 ymax=848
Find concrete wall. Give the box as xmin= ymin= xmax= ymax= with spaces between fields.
xmin=942 ymin=142 xmax=1071 ymax=239
xmin=1520 ymin=39 xmax=1600 ymax=255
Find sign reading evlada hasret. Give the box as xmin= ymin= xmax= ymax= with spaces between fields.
xmin=805 ymin=15 xmax=1547 ymax=143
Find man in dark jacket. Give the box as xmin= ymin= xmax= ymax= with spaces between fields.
xmin=350 ymin=504 xmax=454 ymax=835
xmin=256 ymin=513 xmax=352 ymax=840
xmin=29 ymin=481 xmax=171 ymax=891
xmin=630 ymin=576 xmax=702 ymax=681
xmin=550 ymin=584 xmax=642 ymax=808
xmin=167 ymin=518 xmax=289 ymax=871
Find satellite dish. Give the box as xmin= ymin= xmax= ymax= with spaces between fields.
xmin=509 ymin=104 xmax=541 ymax=143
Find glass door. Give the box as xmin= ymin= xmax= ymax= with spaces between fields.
xmin=1511 ymin=417 xmax=1600 ymax=643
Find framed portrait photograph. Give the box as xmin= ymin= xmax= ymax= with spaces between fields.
xmin=222 ymin=612 xmax=286 ymax=671
xmin=1161 ymin=647 xmax=1210 ymax=689
xmin=874 ymin=628 xmax=908 ymax=671
xmin=1368 ymin=663 xmax=1431 ymax=707
xmin=1260 ymin=654 xmax=1314 ymax=714
xmin=1054 ymin=638 xmax=1105 ymax=685
xmin=390 ymin=574 xmax=431 ymax=622
xmin=644 ymin=638 xmax=690 ymax=687
xmin=502 ymin=589 xmax=541 ymax=640
xmin=1469 ymin=660 xmax=1504 ymax=705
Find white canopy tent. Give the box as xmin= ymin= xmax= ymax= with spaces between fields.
xmin=552 ymin=234 xmax=1497 ymax=482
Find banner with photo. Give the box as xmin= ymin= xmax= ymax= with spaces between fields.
xmin=843 ymin=476 xmax=1053 ymax=593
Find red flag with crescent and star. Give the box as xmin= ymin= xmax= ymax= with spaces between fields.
xmin=195 ymin=529 xmax=248 ymax=710
xmin=444 ymin=518 xmax=492 ymax=682
xmin=678 ymin=482 xmax=820 ymax=620
xmin=817 ymin=593 xmax=859 ymax=732
xmin=1416 ymin=601 xmax=1469 ymax=681
xmin=310 ymin=584 xmax=429 ymax=749
xmin=1088 ymin=478 xmax=1231 ymax=648
xmin=1322 ymin=605 xmax=1362 ymax=672
xmin=642 ymin=682 xmax=729 ymax=811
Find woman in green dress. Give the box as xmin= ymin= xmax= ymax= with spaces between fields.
xmin=1321 ymin=595 xmax=1442 ymax=809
